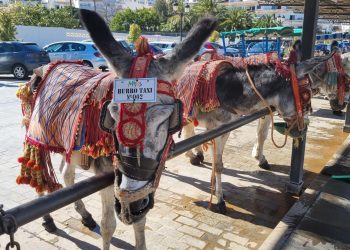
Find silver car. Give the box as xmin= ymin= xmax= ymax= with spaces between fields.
xmin=43 ymin=41 xmax=108 ymax=70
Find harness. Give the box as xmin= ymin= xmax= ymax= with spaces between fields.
xmin=110 ymin=55 xmax=183 ymax=224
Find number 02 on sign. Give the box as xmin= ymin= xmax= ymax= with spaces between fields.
xmin=113 ymin=78 xmax=157 ymax=103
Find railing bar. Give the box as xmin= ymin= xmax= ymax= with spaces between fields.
xmin=0 ymin=108 xmax=272 ymax=234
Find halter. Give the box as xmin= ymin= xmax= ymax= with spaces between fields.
xmin=113 ymin=55 xmax=182 ymax=224
xmin=309 ymin=52 xmax=346 ymax=106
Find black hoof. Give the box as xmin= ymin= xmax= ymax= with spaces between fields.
xmin=217 ymin=201 xmax=226 ymax=214
xmin=333 ymin=110 xmax=343 ymax=116
xmin=42 ymin=217 xmax=57 ymax=233
xmin=82 ymin=214 xmax=97 ymax=230
xmin=190 ymin=153 xmax=204 ymax=166
xmin=259 ymin=160 xmax=271 ymax=170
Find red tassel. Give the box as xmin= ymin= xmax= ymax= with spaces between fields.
xmin=36 ymin=185 xmax=44 ymax=193
xmin=26 ymin=160 xmax=35 ymax=168
xmin=193 ymin=119 xmax=199 ymax=127
xmin=18 ymin=157 xmax=29 ymax=164
xmin=33 ymin=165 xmax=42 ymax=171
xmin=22 ymin=176 xmax=31 ymax=184
xmin=30 ymin=179 xmax=38 ymax=187
xmin=16 ymin=176 xmax=23 ymax=184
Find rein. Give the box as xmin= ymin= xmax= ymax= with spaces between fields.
xmin=245 ymin=68 xmax=292 ymax=148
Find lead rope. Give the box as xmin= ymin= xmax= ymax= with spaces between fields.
xmin=245 ymin=68 xmax=295 ymax=148
xmin=202 ymin=140 xmax=216 ymax=210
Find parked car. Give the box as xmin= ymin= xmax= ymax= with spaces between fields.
xmin=198 ymin=42 xmax=240 ymax=57
xmin=43 ymin=41 xmax=108 ymax=70
xmin=0 ymin=41 xmax=50 ymax=79
xmin=247 ymin=41 xmax=277 ymax=56
xmin=149 ymin=41 xmax=176 ymax=54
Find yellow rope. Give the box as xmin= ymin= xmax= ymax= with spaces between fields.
xmin=202 ymin=139 xmax=216 ymax=210
xmin=245 ymin=68 xmax=293 ymax=148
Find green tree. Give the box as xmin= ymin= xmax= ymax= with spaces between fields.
xmin=209 ymin=30 xmax=219 ymax=42
xmin=255 ymin=15 xmax=279 ymax=28
xmin=0 ymin=9 xmax=16 ymax=41
xmin=154 ymin=0 xmax=170 ymax=22
xmin=10 ymin=3 xmax=79 ymax=28
xmin=111 ymin=8 xmax=160 ymax=32
xmin=128 ymin=23 xmax=141 ymax=43
xmin=220 ymin=9 xmax=254 ymax=31
xmin=191 ymin=0 xmax=226 ymax=23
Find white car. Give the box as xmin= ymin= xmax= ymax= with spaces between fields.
xmin=149 ymin=41 xmax=176 ymax=54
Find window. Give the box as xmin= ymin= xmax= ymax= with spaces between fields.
xmin=0 ymin=43 xmax=13 ymax=53
xmin=70 ymin=43 xmax=86 ymax=51
xmin=45 ymin=43 xmax=64 ymax=52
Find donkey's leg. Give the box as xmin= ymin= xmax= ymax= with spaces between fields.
xmin=133 ymin=216 xmax=147 ymax=250
xmin=252 ymin=116 xmax=271 ymax=170
xmin=62 ymin=154 xmax=97 ymax=230
xmin=94 ymin=158 xmax=116 ymax=250
xmin=39 ymin=192 xmax=57 ymax=232
xmin=211 ymin=132 xmax=230 ymax=214
xmin=184 ymin=122 xmax=204 ymax=165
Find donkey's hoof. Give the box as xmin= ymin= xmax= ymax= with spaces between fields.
xmin=217 ymin=201 xmax=227 ymax=214
xmin=42 ymin=218 xmax=57 ymax=233
xmin=259 ymin=160 xmax=271 ymax=170
xmin=82 ymin=214 xmax=97 ymax=230
xmin=190 ymin=153 xmax=204 ymax=166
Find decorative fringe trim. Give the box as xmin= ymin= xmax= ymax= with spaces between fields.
xmin=16 ymin=142 xmax=62 ymax=193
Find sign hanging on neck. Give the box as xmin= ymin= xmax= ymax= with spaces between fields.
xmin=113 ymin=77 xmax=157 ymax=103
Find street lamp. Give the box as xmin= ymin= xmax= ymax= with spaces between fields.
xmin=173 ymin=1 xmax=190 ymax=41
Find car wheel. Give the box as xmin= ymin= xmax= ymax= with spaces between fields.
xmin=12 ymin=64 xmax=28 ymax=80
xmin=83 ymin=61 xmax=93 ymax=67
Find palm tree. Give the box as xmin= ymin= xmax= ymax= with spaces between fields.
xmin=191 ymin=0 xmax=226 ymax=21
xmin=255 ymin=15 xmax=279 ymax=28
xmin=220 ymin=9 xmax=254 ymax=31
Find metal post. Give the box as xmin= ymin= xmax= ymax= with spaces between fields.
xmin=241 ymin=34 xmax=246 ymax=57
xmin=277 ymin=36 xmax=281 ymax=59
xmin=286 ymin=132 xmax=307 ymax=194
xmin=222 ymin=34 xmax=227 ymax=55
xmin=343 ymin=104 xmax=350 ymax=132
xmin=180 ymin=12 xmax=183 ymax=42
xmin=301 ymin=0 xmax=320 ymax=61
xmin=287 ymin=0 xmax=319 ymax=194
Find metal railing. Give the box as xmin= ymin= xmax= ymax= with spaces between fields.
xmin=0 ymin=108 xmax=271 ymax=238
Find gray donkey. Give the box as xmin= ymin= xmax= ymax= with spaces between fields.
xmin=181 ymin=54 xmax=336 ymax=213
xmin=25 ymin=9 xmax=217 ymax=250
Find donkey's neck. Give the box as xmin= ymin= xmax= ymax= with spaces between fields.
xmin=216 ymin=64 xmax=293 ymax=115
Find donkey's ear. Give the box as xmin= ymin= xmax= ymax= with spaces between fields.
xmin=296 ymin=53 xmax=333 ymax=78
xmin=79 ymin=9 xmax=132 ymax=77
xmin=160 ymin=17 xmax=218 ymax=80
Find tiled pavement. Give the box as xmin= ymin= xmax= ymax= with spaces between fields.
xmin=0 ymin=78 xmax=348 ymax=250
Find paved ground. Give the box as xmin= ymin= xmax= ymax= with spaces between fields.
xmin=0 ymin=75 xmax=348 ymax=250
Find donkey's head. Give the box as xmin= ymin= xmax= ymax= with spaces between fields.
xmin=80 ymin=10 xmax=217 ymax=224
xmin=303 ymin=52 xmax=347 ymax=111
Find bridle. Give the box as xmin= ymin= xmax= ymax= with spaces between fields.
xmin=110 ymin=55 xmax=183 ymax=224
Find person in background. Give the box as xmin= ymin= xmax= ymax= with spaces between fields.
xmin=286 ymin=39 xmax=302 ymax=65
xmin=330 ymin=40 xmax=341 ymax=54
xmin=329 ymin=40 xmax=345 ymax=116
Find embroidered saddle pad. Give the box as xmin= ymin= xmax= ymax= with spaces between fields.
xmin=26 ymin=61 xmax=115 ymax=160
xmin=175 ymin=60 xmax=233 ymax=121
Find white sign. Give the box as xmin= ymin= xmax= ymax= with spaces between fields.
xmin=113 ymin=78 xmax=157 ymax=103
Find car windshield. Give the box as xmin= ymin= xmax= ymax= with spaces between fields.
xmin=24 ymin=43 xmax=42 ymax=51
xmin=150 ymin=45 xmax=163 ymax=53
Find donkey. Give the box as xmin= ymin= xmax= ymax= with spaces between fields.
xmin=178 ymin=54 xmax=335 ymax=213
xmin=16 ymin=10 xmax=217 ymax=250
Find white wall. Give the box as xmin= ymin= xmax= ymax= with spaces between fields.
xmin=15 ymin=25 xmax=178 ymax=48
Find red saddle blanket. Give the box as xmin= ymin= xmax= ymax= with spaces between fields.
xmin=175 ymin=60 xmax=233 ymax=121
xmin=26 ymin=61 xmax=115 ymax=159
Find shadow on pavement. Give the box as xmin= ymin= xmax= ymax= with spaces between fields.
xmin=163 ymin=163 xmax=320 ymax=229
xmin=311 ymin=108 xmax=345 ymax=120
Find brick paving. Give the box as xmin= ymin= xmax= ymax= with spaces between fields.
xmin=0 ymin=77 xmax=348 ymax=250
